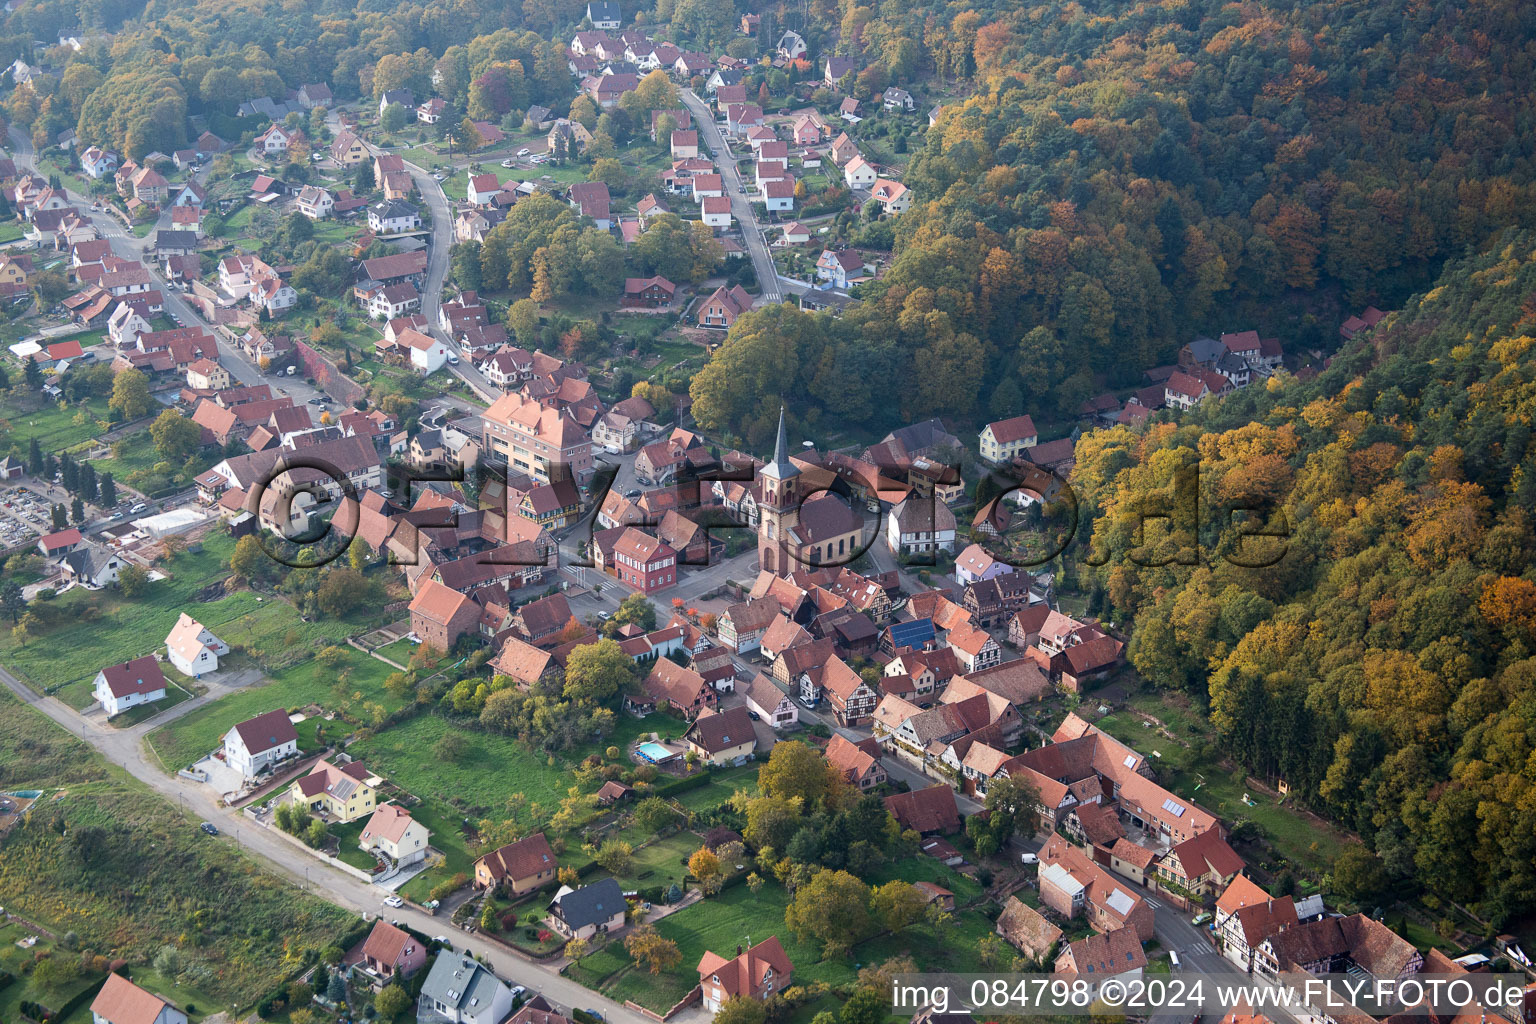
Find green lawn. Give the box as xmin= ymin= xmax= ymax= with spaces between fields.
xmin=145 ymin=646 xmax=403 ymax=771
xmin=84 ymin=427 xmax=220 ymax=499
xmin=671 ymin=768 xmax=755 ymax=811
xmin=330 ymin=819 xmax=380 ymax=871
xmin=0 ymin=219 xmax=27 ymax=243
xmin=0 ymin=532 xmax=390 ymax=695
xmin=572 ymin=878 xmax=1000 ymax=1013
xmin=0 ymin=395 xmax=114 ymax=455
xmin=0 ymin=921 xmax=108 ymax=1024
xmin=108 ymin=677 xmax=199 ymax=725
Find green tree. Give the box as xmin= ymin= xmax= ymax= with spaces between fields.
xmin=380 ymin=103 xmax=410 ymax=133
xmin=783 ymin=869 xmax=872 ymax=954
xmin=0 ymin=581 xmax=24 ymax=624
xmin=869 ymin=880 xmax=927 ymax=935
xmin=354 ymin=161 xmax=376 ymax=193
xmin=109 ymin=368 xmax=152 ymax=420
xmin=562 ymin=637 xmax=635 ymax=704
xmin=118 ymin=563 xmax=150 ymax=596
xmin=230 ymin=534 xmax=267 ymax=582
xmin=839 ymin=988 xmax=887 ymax=1024
xmin=758 ymin=740 xmax=840 ymax=808
xmin=1332 ymin=844 xmax=1388 ymax=904
xmin=712 ymin=996 xmax=767 ymax=1024
xmin=506 ymin=298 xmax=540 ymax=346
xmin=374 ymin=983 xmax=412 ymax=1020
xmin=150 ymin=409 xmax=203 ymax=461
xmin=633 ymin=796 xmax=680 ymax=834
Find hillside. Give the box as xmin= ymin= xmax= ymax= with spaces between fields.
xmin=1068 ymin=229 xmax=1536 ymax=924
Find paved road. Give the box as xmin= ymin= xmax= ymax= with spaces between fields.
xmin=4 ymin=128 xmax=324 ymax=408
xmin=325 ymin=108 xmax=498 ymax=405
xmin=0 ymin=661 xmax=669 ymax=1024
xmin=677 ymin=91 xmax=782 ymax=306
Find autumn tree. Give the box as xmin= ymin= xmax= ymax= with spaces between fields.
xmin=624 ymin=925 xmax=682 ymax=975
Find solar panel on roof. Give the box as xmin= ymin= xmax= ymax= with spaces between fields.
xmin=1162 ymin=798 xmax=1186 ymax=817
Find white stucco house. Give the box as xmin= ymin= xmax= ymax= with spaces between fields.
xmin=165 ymin=612 xmax=230 ymax=676
xmin=222 ymin=708 xmax=299 ymax=779
xmin=92 ymin=655 xmax=168 ymax=717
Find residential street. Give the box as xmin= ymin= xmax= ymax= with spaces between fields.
xmin=0 ymin=661 xmax=676 ymax=1024
xmin=4 ymin=128 xmax=326 ymax=408
xmin=677 ymin=90 xmax=785 ymax=306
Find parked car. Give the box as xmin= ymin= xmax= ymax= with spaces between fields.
xmin=129 ymin=502 xmax=148 ymax=514
xmin=200 ymin=822 xmax=219 ymax=836
xmin=517 ymin=148 xmax=530 ymax=157
xmin=1019 ymin=852 xmax=1038 ymax=865
xmin=501 ymin=159 xmax=516 ymax=168
xmin=383 ymin=895 xmax=404 ymax=908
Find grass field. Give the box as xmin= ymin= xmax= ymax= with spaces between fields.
xmin=0 ymin=532 xmax=390 ymax=694
xmin=0 ymin=920 xmax=109 ymax=1024
xmin=571 ymin=875 xmax=999 ymax=1013
xmin=145 ymin=646 xmax=403 ymax=771
xmin=0 ymin=689 xmax=356 ymax=1009
xmin=0 ymin=396 xmax=114 ymax=454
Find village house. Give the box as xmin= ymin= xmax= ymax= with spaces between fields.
xmin=1055 ymin=927 xmax=1147 ymax=993
xmin=996 ymin=896 xmax=1064 ymax=960
xmin=91 ymin=974 xmax=187 ymax=1024
xmin=221 ymin=708 xmax=298 ymax=780
xmin=289 ymin=758 xmax=380 ymax=822
xmin=1037 ymin=834 xmax=1156 ymax=941
xmin=742 ymin=672 xmax=799 ymax=730
xmin=684 ymin=705 xmax=758 ymax=766
xmin=546 ymin=878 xmax=627 ymax=941
xmin=356 ymin=920 xmax=427 ymax=985
xmin=164 ymin=612 xmax=229 ymax=676
xmin=697 ymin=937 xmax=793 ymax=1013
xmin=697 ymin=284 xmax=753 ymax=328
xmin=474 ymin=831 xmax=558 ymax=893
xmin=92 ymin=654 xmax=167 ymax=717
xmin=816 ymin=248 xmax=866 ymax=289
xmin=642 ymin=657 xmax=716 ymax=718
xmin=825 ymin=733 xmax=887 ymax=790
xmin=358 ymin=803 xmax=431 ymax=867
xmin=409 ymin=579 xmax=482 ymax=651
xmin=295 ymin=185 xmax=334 ymax=219
xmin=1214 ymin=874 xmax=1298 ymax=972
xmin=419 ymin=952 xmax=513 ymax=1024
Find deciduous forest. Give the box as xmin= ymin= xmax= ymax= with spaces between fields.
xmin=1070 ymin=231 xmax=1536 ymax=924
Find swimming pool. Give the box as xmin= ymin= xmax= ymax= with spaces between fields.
xmin=635 ymin=742 xmax=677 ymax=763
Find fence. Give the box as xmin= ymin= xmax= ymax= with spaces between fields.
xmin=295 ymin=338 xmax=365 ymax=408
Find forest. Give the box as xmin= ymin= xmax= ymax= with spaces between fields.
xmin=1063 ymin=229 xmax=1536 ymax=926
xmin=690 ymin=0 xmax=1536 ymax=444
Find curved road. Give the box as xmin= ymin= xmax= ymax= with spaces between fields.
xmin=0 ymin=662 xmax=669 ymax=1024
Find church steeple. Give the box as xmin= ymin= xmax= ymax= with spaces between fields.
xmin=762 ymin=405 xmax=799 ymax=482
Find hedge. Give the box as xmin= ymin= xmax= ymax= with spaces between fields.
xmin=650 ymin=773 xmax=714 ymax=799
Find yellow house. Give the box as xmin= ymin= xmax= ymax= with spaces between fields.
xmin=684 ymin=706 xmax=757 ymax=767
xmin=290 ymin=758 xmax=380 ymax=822
xmin=329 ymin=129 xmax=369 ymax=167
xmin=0 ymin=254 xmax=30 ymax=288
xmin=186 ymin=358 xmax=231 ymax=391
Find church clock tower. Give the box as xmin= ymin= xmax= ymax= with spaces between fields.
xmin=757 ymin=406 xmax=800 ymax=576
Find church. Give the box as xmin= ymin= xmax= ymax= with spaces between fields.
xmin=757 ymin=408 xmax=868 ymax=575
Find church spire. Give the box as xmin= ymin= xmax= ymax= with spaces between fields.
xmin=762 ymin=404 xmax=799 ymax=481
